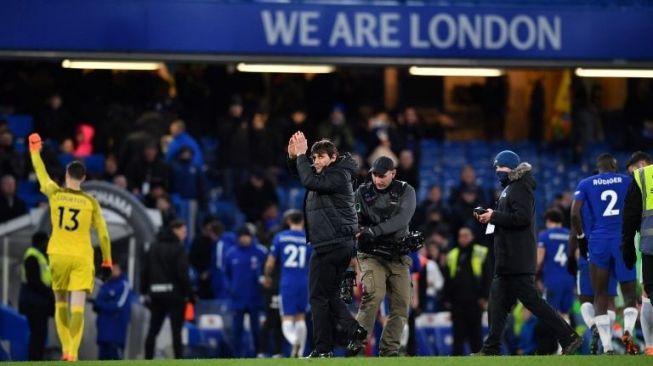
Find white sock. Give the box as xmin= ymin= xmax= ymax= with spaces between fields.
xmin=282 ymin=320 xmax=297 ymax=346
xmin=623 ymin=307 xmax=638 ymax=335
xmin=641 ymin=297 xmax=653 ymax=347
xmin=580 ymin=302 xmax=595 ymax=328
xmin=295 ymin=320 xmax=308 ymax=356
xmin=608 ymin=310 xmax=616 ymax=328
xmin=595 ymin=314 xmax=613 ymax=351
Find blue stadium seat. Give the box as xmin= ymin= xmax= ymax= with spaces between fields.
xmin=286 ymin=187 xmax=305 ymax=210
xmin=14 ymin=141 xmax=26 ymax=154
xmin=5 ymin=115 xmax=33 ymax=139
xmin=0 ymin=305 xmax=29 ymax=361
xmin=84 ymin=154 xmax=105 ymax=177
xmin=209 ymin=199 xmax=245 ymax=231
xmin=275 ymin=187 xmax=288 ymax=213
xmin=58 ymin=154 xmax=75 ymax=168
xmin=16 ymin=180 xmax=45 ymax=208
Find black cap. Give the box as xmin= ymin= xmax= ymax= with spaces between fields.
xmin=370 ymin=156 xmax=396 ymax=175
xmin=237 ymin=225 xmax=253 ymax=237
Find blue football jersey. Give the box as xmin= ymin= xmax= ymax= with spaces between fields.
xmin=537 ymin=227 xmax=572 ymax=286
xmin=271 ymin=229 xmax=311 ymax=288
xmin=574 ymin=172 xmax=631 ymax=239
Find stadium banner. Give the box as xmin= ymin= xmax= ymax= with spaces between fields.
xmin=2 ymin=1 xmax=653 ymax=61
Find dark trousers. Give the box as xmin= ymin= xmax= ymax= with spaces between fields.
xmin=451 ymin=304 xmax=483 ymax=355
xmin=259 ymin=303 xmax=283 ymax=355
xmin=482 ymin=275 xmax=574 ymax=354
xmin=98 ymin=342 xmax=124 ymax=360
xmin=232 ymin=308 xmax=261 ymax=358
xmin=644 ymin=254 xmax=653 ymax=296
xmin=309 ymin=244 xmax=358 ymax=353
xmin=22 ymin=305 xmax=49 ymax=360
xmin=145 ymin=297 xmax=185 ymax=359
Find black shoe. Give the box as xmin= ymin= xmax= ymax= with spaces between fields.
xmin=306 ymin=350 xmax=333 ymax=358
xmin=345 ymin=326 xmax=368 ymax=357
xmin=470 ymin=351 xmax=499 ymax=356
xmin=470 ymin=349 xmax=500 ymax=356
xmin=604 ymin=350 xmax=616 ymax=355
xmin=380 ymin=351 xmax=399 ymax=357
xmin=589 ymin=325 xmax=600 ymax=355
xmin=562 ymin=333 xmax=583 ymax=355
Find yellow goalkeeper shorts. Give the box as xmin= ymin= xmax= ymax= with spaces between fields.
xmin=49 ymin=254 xmax=95 ymax=292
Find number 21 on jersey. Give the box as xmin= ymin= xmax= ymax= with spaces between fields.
xmin=284 ymin=244 xmax=307 ymax=268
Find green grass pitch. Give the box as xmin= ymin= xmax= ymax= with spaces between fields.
xmin=3 ymin=356 xmax=652 ymax=366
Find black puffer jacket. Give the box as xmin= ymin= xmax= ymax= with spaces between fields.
xmin=489 ymin=163 xmax=537 ymax=275
xmin=288 ymin=153 xmax=358 ymax=252
xmin=141 ymin=227 xmax=192 ymax=300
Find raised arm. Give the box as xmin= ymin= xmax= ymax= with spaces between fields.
xmin=28 ymin=133 xmax=59 ymax=197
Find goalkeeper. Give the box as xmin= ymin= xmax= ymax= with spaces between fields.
xmin=29 ymin=133 xmax=112 ymax=361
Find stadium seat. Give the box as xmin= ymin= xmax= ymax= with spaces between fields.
xmin=58 ymin=154 xmax=75 ymax=168
xmin=5 ymin=115 xmax=33 ymax=139
xmin=84 ymin=154 xmax=105 ymax=177
xmin=0 ymin=305 xmax=29 ymax=361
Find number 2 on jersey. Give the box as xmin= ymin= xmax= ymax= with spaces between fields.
xmin=283 ymin=244 xmax=307 ymax=268
xmin=57 ymin=207 xmax=80 ymax=231
xmin=600 ymin=189 xmax=619 ymax=217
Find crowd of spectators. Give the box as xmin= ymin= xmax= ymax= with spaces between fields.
xmin=2 ymin=62 xmax=653 ymax=357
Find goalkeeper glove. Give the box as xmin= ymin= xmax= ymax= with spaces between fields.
xmin=99 ymin=260 xmax=112 ymax=281
xmin=28 ymin=133 xmax=42 ymax=152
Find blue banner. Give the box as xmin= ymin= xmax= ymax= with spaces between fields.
xmin=1 ymin=1 xmax=653 ymax=61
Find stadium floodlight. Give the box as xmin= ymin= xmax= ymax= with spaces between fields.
xmin=575 ymin=68 xmax=653 ymax=78
xmin=236 ymin=63 xmax=335 ymax=74
xmin=61 ymin=60 xmax=162 ymax=70
xmin=408 ymin=66 xmax=504 ymax=77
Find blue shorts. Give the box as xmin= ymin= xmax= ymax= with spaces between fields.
xmin=545 ymin=278 xmax=575 ymax=313
xmin=589 ymin=237 xmax=637 ymax=282
xmin=279 ymin=284 xmax=308 ymax=316
xmin=577 ymin=259 xmax=618 ymax=297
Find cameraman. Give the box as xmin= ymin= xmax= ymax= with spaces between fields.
xmin=351 ymin=156 xmax=417 ymax=357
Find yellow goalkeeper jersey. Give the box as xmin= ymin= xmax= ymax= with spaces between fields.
xmin=30 ymin=151 xmax=111 ymax=261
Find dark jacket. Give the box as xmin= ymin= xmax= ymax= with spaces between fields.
xmin=141 ymin=228 xmax=192 ymax=300
xmin=18 ymin=252 xmax=54 ymax=313
xmin=125 ymin=157 xmax=170 ymax=192
xmin=443 ymin=245 xmax=491 ymax=306
xmin=623 ymin=178 xmax=643 ymax=253
xmin=288 ymin=153 xmax=358 ymax=252
xmin=489 ymin=163 xmax=537 ymax=275
xmin=0 ymin=194 xmax=27 ymax=223
xmin=355 ymin=180 xmax=416 ymax=242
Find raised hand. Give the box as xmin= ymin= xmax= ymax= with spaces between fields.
xmin=295 ymin=132 xmax=309 ymax=156
xmin=288 ymin=134 xmax=297 ymax=158
xmin=28 ymin=133 xmax=42 ymax=152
